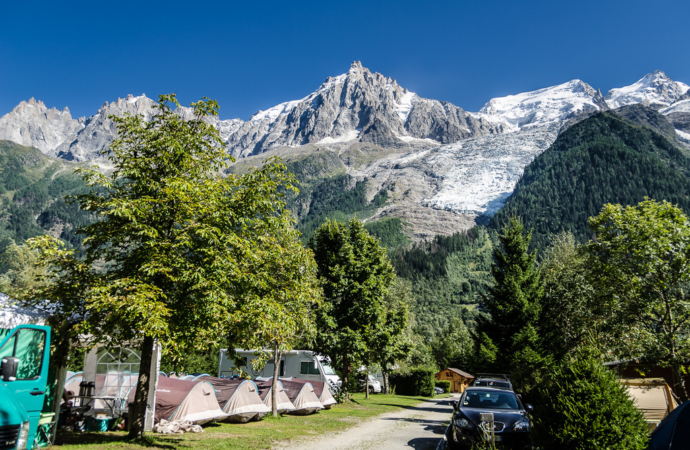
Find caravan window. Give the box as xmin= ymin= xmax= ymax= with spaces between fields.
xmin=300 ymin=361 xmax=320 ymax=375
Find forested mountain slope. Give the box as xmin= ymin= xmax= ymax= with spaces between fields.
xmin=489 ymin=112 xmax=690 ymax=251
xmin=0 ymin=140 xmax=91 ymax=252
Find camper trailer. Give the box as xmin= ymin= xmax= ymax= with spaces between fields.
xmin=218 ymin=349 xmax=341 ymax=389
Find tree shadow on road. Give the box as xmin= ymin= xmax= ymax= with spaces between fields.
xmin=407 ymin=437 xmax=444 ymax=449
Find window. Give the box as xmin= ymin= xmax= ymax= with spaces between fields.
xmin=462 ymin=390 xmax=519 ymax=410
xmin=0 ymin=328 xmax=46 ymax=380
xmin=300 ymin=361 xmax=320 ymax=375
xmin=95 ymin=347 xmax=141 ymax=402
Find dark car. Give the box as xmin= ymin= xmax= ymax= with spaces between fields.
xmin=472 ymin=373 xmax=514 ymax=391
xmin=450 ymin=387 xmax=533 ymax=450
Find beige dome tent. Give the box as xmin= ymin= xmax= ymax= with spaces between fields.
xmin=279 ymin=379 xmax=324 ymax=415
xmin=199 ymin=376 xmax=269 ymax=422
xmin=128 ymin=376 xmax=227 ymax=425
xmin=284 ymin=377 xmax=336 ymax=409
xmin=255 ymin=380 xmax=296 ymax=414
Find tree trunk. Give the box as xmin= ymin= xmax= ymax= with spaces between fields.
xmin=271 ymin=343 xmax=282 ymax=417
xmin=365 ymin=368 xmax=370 ymax=399
xmin=383 ymin=370 xmax=389 ymax=395
xmin=672 ymin=361 xmax=688 ymax=402
xmin=129 ymin=335 xmax=154 ymax=439
xmin=342 ymin=354 xmax=349 ymax=401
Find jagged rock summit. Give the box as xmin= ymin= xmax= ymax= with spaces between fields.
xmin=0 ymin=98 xmax=84 ymax=154
xmin=225 ymin=61 xmax=502 ymax=158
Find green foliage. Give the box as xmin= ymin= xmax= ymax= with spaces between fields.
xmin=389 ymin=366 xmax=436 ymax=397
xmin=391 ymin=227 xmax=493 ymax=336
xmin=160 ymin=346 xmax=219 ymax=376
xmin=531 ymin=350 xmax=649 ymax=450
xmin=311 ymin=218 xmax=396 ymax=396
xmin=539 ymin=232 xmax=597 ymax=358
xmin=0 ymin=243 xmax=52 ymax=300
xmin=364 ymin=217 xmax=410 ymax=249
xmin=489 ymin=112 xmax=690 ymax=252
xmin=0 ymin=140 xmax=91 ymax=253
xmin=586 ymin=198 xmax=690 ymax=399
xmin=435 ymin=380 xmax=451 ymax=392
xmin=477 ymin=217 xmax=543 ymax=375
xmin=430 ymin=317 xmax=472 ymax=372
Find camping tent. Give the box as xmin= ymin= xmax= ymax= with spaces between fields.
xmin=198 ymin=376 xmax=269 ymax=422
xmin=128 ymin=376 xmax=227 ymax=424
xmin=278 ymin=379 xmax=324 ymax=415
xmin=619 ymin=378 xmax=678 ymax=429
xmin=255 ymin=380 xmax=296 ymax=414
xmin=284 ymin=377 xmax=336 ymax=409
xmin=648 ymin=401 xmax=690 ymax=450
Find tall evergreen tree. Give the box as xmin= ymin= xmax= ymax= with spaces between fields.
xmin=477 ymin=217 xmax=543 ymax=373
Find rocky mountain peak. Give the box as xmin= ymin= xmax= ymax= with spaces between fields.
xmin=0 ymin=98 xmax=84 ymax=153
xmin=605 ymin=71 xmax=690 ymax=109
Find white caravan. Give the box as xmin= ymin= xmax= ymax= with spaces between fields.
xmin=218 ymin=349 xmax=341 ymax=389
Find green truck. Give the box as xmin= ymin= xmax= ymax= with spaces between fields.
xmin=0 ymin=325 xmax=51 ymax=450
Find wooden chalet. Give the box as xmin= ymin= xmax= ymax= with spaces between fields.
xmin=435 ymin=368 xmax=475 ymax=393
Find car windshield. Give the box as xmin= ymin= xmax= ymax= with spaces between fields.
xmin=475 ymin=380 xmax=511 ymax=389
xmin=320 ymin=362 xmax=336 ymax=375
xmin=462 ymin=390 xmax=520 ymax=410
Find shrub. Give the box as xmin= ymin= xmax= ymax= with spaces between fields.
xmin=390 ymin=366 xmax=436 ymax=397
xmin=531 ymin=351 xmax=649 ymax=450
xmin=436 ymin=380 xmax=451 ymax=393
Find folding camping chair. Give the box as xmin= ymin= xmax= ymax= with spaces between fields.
xmin=34 ymin=412 xmax=56 ymax=448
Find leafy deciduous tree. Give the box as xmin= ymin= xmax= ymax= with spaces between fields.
xmin=587 ymin=199 xmax=690 ymax=400
xmin=310 ymin=218 xmax=395 ymax=399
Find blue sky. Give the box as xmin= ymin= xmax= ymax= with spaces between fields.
xmin=1 ymin=0 xmax=689 ymax=120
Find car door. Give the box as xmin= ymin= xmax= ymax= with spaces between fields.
xmin=0 ymin=325 xmax=51 ymax=446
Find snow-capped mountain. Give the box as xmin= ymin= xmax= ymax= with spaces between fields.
xmin=476 ymin=80 xmax=608 ymax=132
xmin=0 ymin=64 xmax=688 ymax=239
xmin=605 ymin=70 xmax=690 ymax=109
xmin=224 ymin=61 xmax=501 ymax=158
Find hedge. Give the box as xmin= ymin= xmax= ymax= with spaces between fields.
xmin=389 ymin=366 xmax=435 ymax=397
xmin=435 ymin=380 xmax=451 ymax=393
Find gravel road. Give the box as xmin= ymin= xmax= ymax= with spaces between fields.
xmin=275 ymin=395 xmax=457 ymax=450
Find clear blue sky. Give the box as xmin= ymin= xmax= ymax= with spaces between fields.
xmin=2 ymin=0 xmax=689 ymax=120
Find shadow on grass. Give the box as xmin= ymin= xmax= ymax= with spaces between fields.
xmin=56 ymin=431 xmax=182 ymax=449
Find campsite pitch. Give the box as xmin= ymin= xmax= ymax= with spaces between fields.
xmin=55 ymin=393 xmax=450 ymax=450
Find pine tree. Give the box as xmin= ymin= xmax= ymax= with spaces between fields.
xmin=477 ymin=217 xmax=543 ymax=373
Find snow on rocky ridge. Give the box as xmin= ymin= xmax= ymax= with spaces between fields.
xmin=0 ymin=65 xmax=688 ymax=230
xmin=605 ymin=70 xmax=690 ymax=109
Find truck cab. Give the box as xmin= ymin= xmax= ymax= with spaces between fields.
xmin=0 ymin=325 xmax=51 ymax=450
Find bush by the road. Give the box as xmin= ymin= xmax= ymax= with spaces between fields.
xmin=390 ymin=366 xmax=436 ymax=397
xmin=435 ymin=380 xmax=451 ymax=393
xmin=531 ymin=351 xmax=649 ymax=450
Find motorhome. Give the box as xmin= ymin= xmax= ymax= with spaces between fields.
xmin=218 ymin=349 xmax=341 ymax=389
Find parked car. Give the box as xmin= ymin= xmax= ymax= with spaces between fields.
xmin=357 ymin=374 xmax=382 ymax=394
xmin=435 ymin=386 xmax=445 ymax=395
xmin=450 ymin=387 xmax=533 ymax=450
xmin=471 ymin=373 xmax=513 ymax=391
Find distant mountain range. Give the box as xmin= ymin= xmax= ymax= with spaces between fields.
xmin=1 ymin=62 xmax=688 ymax=240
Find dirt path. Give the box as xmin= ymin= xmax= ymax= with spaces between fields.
xmin=275 ymin=395 xmax=457 ymax=450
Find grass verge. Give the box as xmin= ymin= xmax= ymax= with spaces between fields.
xmin=55 ymin=393 xmax=449 ymax=450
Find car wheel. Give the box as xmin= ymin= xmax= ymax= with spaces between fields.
xmin=368 ymin=386 xmax=374 ymax=394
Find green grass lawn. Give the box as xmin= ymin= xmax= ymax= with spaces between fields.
xmin=55 ymin=393 xmax=449 ymax=450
